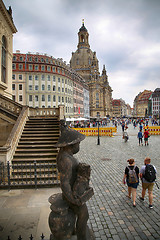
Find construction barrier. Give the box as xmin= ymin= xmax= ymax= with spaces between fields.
xmin=144 ymin=126 xmax=160 ymax=135
xmin=72 ymin=127 xmax=116 ymax=137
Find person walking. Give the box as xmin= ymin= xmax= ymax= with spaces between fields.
xmin=144 ymin=128 xmax=149 ymax=146
xmin=123 ymin=159 xmax=139 ymax=207
xmin=139 ymin=157 xmax=157 ymax=209
xmin=137 ymin=129 xmax=143 ymax=146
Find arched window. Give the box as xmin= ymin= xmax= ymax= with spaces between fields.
xmin=1 ymin=36 xmax=7 ymax=83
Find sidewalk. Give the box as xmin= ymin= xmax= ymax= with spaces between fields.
xmin=0 ymin=124 xmax=160 ymax=240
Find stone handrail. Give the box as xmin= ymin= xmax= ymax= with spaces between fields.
xmin=0 ymin=106 xmax=29 ymax=164
xmin=0 ymin=94 xmax=23 ymax=117
xmin=29 ymin=105 xmax=65 ymax=121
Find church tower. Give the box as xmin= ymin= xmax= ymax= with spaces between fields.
xmin=70 ymin=21 xmax=113 ymax=117
xmin=70 ymin=20 xmax=99 ymax=82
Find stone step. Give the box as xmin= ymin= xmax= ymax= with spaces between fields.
xmin=20 ymin=136 xmax=58 ymax=141
xmin=15 ymin=148 xmax=57 ymax=153
xmin=17 ymin=144 xmax=56 ymax=149
xmin=18 ymin=141 xmax=58 ymax=145
xmin=12 ymin=157 xmax=57 ymax=163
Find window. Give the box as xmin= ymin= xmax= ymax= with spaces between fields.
xmin=47 ymin=66 xmax=51 ymax=71
xmin=53 ymin=76 xmax=55 ymax=81
xmin=19 ymin=64 xmax=23 ymax=70
xmin=53 ymin=95 xmax=56 ymax=102
xmin=58 ymin=78 xmax=60 ymax=83
xmin=35 ymin=85 xmax=38 ymax=90
xmin=62 ymin=79 xmax=64 ymax=83
xmin=19 ymin=84 xmax=22 ymax=90
xmin=41 ymin=75 xmax=45 ymax=80
xmin=12 ymin=63 xmax=16 ymax=70
xmin=42 ymin=84 xmax=45 ymax=90
xmin=19 ymin=95 xmax=23 ymax=101
xmin=62 ymin=88 xmax=64 ymax=92
xmin=48 ymin=95 xmax=51 ymax=102
xmin=29 ymin=65 xmax=33 ymax=70
xmin=42 ymin=95 xmax=45 ymax=101
xmin=58 ymin=87 xmax=60 ymax=92
xmin=52 ymin=67 xmax=55 ymax=72
xmin=35 ymin=75 xmax=39 ymax=80
xmin=35 ymin=65 xmax=39 ymax=70
xmin=13 ymin=56 xmax=16 ymax=61
xmin=1 ymin=36 xmax=6 ymax=83
xmin=29 ymin=56 xmax=32 ymax=61
xmin=29 ymin=75 xmax=32 ymax=80
xmin=19 ymin=56 xmax=23 ymax=61
xmin=35 ymin=57 xmax=38 ymax=62
xmin=35 ymin=95 xmax=38 ymax=101
xmin=12 ymin=74 xmax=15 ymax=80
xmin=29 ymin=85 xmax=32 ymax=90
xmin=19 ymin=75 xmax=22 ymax=80
xmin=48 ymin=85 xmax=51 ymax=91
xmin=12 ymin=95 xmax=15 ymax=101
xmin=62 ymin=97 xmax=64 ymax=102
xmin=41 ymin=58 xmax=44 ymax=62
xmin=12 ymin=84 xmax=15 ymax=90
xmin=47 ymin=75 xmax=50 ymax=81
xmin=53 ymin=85 xmax=56 ymax=91
xmin=46 ymin=58 xmax=48 ymax=63
xmin=58 ymin=96 xmax=60 ymax=102
xmin=41 ymin=65 xmax=45 ymax=71
xmin=29 ymin=95 xmax=32 ymax=101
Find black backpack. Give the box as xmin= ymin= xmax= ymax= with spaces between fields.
xmin=144 ymin=165 xmax=156 ymax=182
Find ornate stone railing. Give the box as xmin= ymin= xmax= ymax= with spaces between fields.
xmin=29 ymin=105 xmax=65 ymax=121
xmin=0 ymin=106 xmax=29 ymax=164
xmin=0 ymin=94 xmax=22 ymax=117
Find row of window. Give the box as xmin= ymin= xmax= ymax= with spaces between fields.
xmin=12 ymin=63 xmax=64 ymax=74
xmin=12 ymin=74 xmax=73 ymax=86
xmin=13 ymin=55 xmax=62 ymax=66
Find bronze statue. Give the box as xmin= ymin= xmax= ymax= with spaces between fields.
xmin=48 ymin=125 xmax=94 ymax=240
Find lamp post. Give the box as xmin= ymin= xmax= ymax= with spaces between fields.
xmin=97 ymin=112 xmax=100 ymax=145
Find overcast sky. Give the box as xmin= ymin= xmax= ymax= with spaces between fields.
xmin=4 ymin=0 xmax=160 ymax=107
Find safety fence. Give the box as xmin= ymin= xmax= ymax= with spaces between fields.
xmin=144 ymin=126 xmax=160 ymax=135
xmin=0 ymin=161 xmax=60 ymax=190
xmin=72 ymin=127 xmax=117 ymax=137
xmin=5 ymin=233 xmax=47 ymax=240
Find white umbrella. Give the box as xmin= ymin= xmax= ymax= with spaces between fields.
xmin=66 ymin=118 xmax=76 ymax=121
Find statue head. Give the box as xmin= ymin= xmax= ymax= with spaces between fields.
xmin=54 ymin=125 xmax=85 ymax=148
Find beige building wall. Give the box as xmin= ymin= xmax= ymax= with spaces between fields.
xmin=0 ymin=1 xmax=17 ymax=98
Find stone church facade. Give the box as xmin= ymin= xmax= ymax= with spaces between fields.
xmin=70 ymin=21 xmax=113 ymax=117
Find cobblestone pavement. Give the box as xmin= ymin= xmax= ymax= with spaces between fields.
xmin=76 ymin=124 xmax=160 ymax=240
xmin=0 ymin=124 xmax=159 ymax=240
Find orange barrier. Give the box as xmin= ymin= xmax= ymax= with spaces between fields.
xmin=72 ymin=127 xmax=115 ymax=137
xmin=144 ymin=126 xmax=160 ymax=135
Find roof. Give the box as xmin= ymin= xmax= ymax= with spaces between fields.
xmin=0 ymin=0 xmax=17 ymax=33
xmin=79 ymin=23 xmax=88 ymax=32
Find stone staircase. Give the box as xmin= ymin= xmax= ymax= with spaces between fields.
xmin=10 ymin=117 xmax=60 ymax=187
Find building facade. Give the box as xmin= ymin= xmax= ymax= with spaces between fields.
xmin=70 ymin=21 xmax=113 ymax=118
xmin=112 ymin=98 xmax=127 ymax=118
xmin=12 ymin=51 xmax=89 ymax=118
xmin=151 ymin=88 xmax=160 ymax=118
xmin=133 ymin=90 xmax=152 ymax=117
xmin=0 ymin=1 xmax=17 ymax=98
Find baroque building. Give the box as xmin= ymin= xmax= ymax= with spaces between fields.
xmin=70 ymin=21 xmax=112 ymax=118
xmin=133 ymin=90 xmax=152 ymax=117
xmin=0 ymin=1 xmax=17 ymax=98
xmin=12 ymin=51 xmax=89 ymax=118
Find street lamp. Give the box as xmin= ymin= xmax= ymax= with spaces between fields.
xmin=97 ymin=112 xmax=100 ymax=145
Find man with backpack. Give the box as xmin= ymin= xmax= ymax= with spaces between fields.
xmin=139 ymin=157 xmax=157 ymax=208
